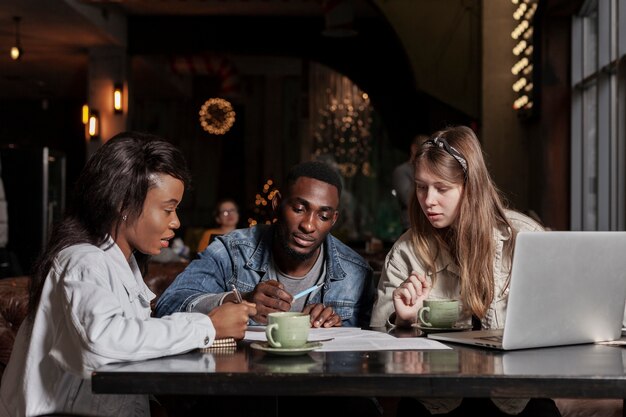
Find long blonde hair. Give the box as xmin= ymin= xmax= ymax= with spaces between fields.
xmin=409 ymin=126 xmax=514 ymax=318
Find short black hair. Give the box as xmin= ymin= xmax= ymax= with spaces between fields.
xmin=285 ymin=161 xmax=342 ymax=198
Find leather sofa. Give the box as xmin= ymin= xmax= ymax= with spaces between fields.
xmin=0 ymin=262 xmax=621 ymax=417
xmin=0 ymin=275 xmax=28 ymax=376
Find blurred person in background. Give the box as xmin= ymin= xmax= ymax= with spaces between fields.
xmin=392 ymin=133 xmax=429 ymax=232
xmin=196 ymin=198 xmax=240 ymax=253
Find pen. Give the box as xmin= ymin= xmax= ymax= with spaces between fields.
xmin=231 ymin=285 xmax=243 ymax=304
xmin=292 ymin=282 xmax=324 ymax=300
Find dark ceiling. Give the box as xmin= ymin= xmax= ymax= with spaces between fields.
xmin=0 ymin=0 xmax=382 ymax=99
xmin=127 ymin=12 xmax=431 ymax=140
xmin=0 ymin=0 xmax=474 ymax=146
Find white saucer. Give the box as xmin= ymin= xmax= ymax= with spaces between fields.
xmin=250 ymin=341 xmax=323 ymax=356
xmin=412 ymin=323 xmax=473 ymax=334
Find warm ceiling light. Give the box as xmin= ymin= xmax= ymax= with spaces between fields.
xmin=10 ymin=16 xmax=23 ymax=61
xmin=113 ymin=84 xmax=123 ymax=114
xmin=10 ymin=46 xmax=22 ymax=61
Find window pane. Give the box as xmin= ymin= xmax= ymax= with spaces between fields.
xmin=618 ymin=61 xmax=626 ymax=230
xmin=583 ymin=83 xmax=597 ymax=229
xmin=583 ymin=14 xmax=598 ymax=78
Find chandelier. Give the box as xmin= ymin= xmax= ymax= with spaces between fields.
xmin=311 ymin=66 xmax=373 ymax=178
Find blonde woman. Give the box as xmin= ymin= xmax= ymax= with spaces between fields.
xmin=371 ymin=126 xmax=559 ymax=416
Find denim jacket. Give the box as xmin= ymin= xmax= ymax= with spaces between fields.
xmin=155 ymin=225 xmax=374 ymax=327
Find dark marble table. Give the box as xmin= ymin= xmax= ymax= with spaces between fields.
xmin=92 ymin=328 xmax=626 ymax=402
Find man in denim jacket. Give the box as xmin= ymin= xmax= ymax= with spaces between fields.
xmin=155 ymin=161 xmax=374 ymax=328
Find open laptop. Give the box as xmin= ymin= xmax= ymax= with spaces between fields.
xmin=429 ymin=231 xmax=626 ymax=350
xmin=501 ymin=343 xmax=625 ymax=375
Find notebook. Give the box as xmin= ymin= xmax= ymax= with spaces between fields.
xmin=429 ymin=231 xmax=626 ymax=350
xmin=199 ymin=337 xmax=237 ymax=354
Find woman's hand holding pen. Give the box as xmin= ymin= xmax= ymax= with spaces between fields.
xmin=392 ymin=271 xmax=431 ymax=326
xmin=208 ymin=301 xmax=256 ymax=340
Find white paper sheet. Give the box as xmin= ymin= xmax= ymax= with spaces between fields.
xmin=244 ymin=326 xmax=451 ymax=351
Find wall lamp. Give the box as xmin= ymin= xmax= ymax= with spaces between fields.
xmin=113 ymin=84 xmax=123 ymax=114
xmin=88 ymin=110 xmax=100 ymax=139
xmin=82 ymin=104 xmax=89 ymax=125
xmin=10 ymin=16 xmax=23 ymax=61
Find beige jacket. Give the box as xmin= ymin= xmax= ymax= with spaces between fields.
xmin=371 ymin=210 xmax=543 ymax=328
xmin=369 ymin=210 xmax=544 ymax=415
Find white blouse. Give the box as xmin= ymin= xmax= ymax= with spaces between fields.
xmin=0 ymin=239 xmax=215 ymax=417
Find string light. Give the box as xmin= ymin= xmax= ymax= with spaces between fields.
xmin=513 ymin=95 xmax=529 ymax=110
xmin=512 ymin=77 xmax=527 ymax=92
xmin=199 ymin=98 xmax=236 ymax=135
xmin=511 ymin=57 xmax=529 ymax=75
xmin=513 ymin=3 xmax=527 ymax=20
xmin=511 ymin=0 xmax=538 ymax=116
xmin=511 ymin=20 xmax=529 ymax=39
xmin=249 ymin=179 xmax=278 ymax=226
xmin=513 ymin=40 xmax=527 ymax=56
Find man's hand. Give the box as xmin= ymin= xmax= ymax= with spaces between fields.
xmin=302 ymin=303 xmax=342 ymax=328
xmin=208 ymin=301 xmax=256 ymax=340
xmin=246 ymin=280 xmax=293 ymax=324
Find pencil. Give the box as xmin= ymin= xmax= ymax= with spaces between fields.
xmin=292 ymin=282 xmax=324 ymax=300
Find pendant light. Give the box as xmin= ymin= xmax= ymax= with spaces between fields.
xmin=10 ymin=16 xmax=23 ymax=61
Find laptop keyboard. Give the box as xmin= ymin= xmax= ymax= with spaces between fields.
xmin=478 ymin=335 xmax=503 ymax=342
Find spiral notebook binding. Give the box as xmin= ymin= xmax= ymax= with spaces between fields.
xmin=199 ymin=337 xmax=237 ymax=354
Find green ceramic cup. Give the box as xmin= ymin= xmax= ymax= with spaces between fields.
xmin=265 ymin=312 xmax=310 ymax=348
xmin=418 ymin=299 xmax=460 ymax=328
